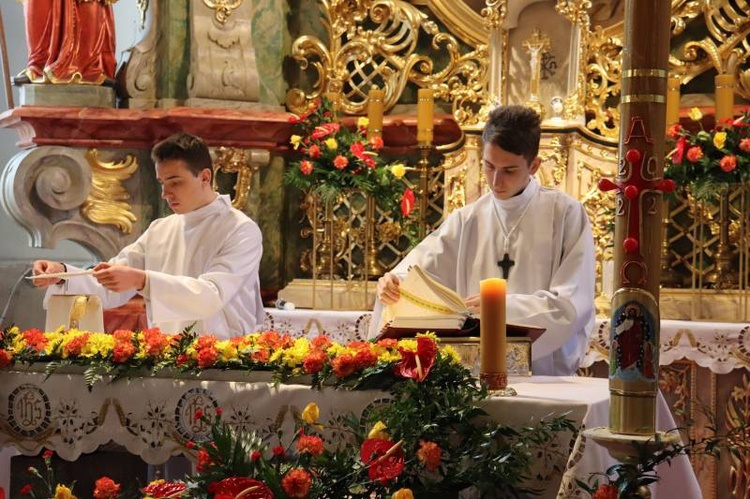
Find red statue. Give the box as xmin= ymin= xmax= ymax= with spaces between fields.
xmin=14 ymin=0 xmax=117 ymax=86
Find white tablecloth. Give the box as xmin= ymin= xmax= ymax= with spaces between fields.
xmin=262 ymin=308 xmax=750 ymax=373
xmin=0 ymin=369 xmax=700 ymax=498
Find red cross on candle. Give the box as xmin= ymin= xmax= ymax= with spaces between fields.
xmin=598 ymin=117 xmax=675 ymax=255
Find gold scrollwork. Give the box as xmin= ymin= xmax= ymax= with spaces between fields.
xmin=539 ymin=135 xmax=569 ymax=188
xmin=584 ymin=26 xmax=622 ymax=139
xmin=202 ymin=0 xmax=243 ymax=25
xmin=286 ymin=0 xmax=491 ymax=128
xmin=212 ymin=147 xmax=263 ymax=210
xmin=82 ymin=149 xmax=138 ymax=234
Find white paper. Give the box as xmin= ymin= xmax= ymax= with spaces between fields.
xmin=27 ymin=270 xmax=95 ymax=280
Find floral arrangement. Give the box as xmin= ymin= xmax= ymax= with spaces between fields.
xmin=0 ymin=328 xmax=575 ymax=498
xmin=284 ymin=98 xmax=414 ymax=219
xmin=665 ymin=107 xmax=750 ymax=200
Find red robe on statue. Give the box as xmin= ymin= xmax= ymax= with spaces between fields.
xmin=20 ymin=0 xmax=117 ymax=85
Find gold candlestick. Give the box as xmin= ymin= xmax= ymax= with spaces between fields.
xmin=416 ymin=144 xmax=431 ymax=240
xmin=416 ymin=88 xmax=434 ymax=144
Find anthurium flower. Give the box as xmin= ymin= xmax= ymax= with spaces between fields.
xmin=400 ymin=188 xmax=415 ymax=218
xmin=209 ymin=477 xmax=273 ymax=499
xmin=141 ymin=479 xmax=187 ymax=498
xmin=360 ymin=438 xmax=405 ymax=484
xmin=592 ymin=483 xmax=617 ymax=499
xmin=395 ymin=336 xmax=437 ymax=382
xmin=311 ymin=122 xmax=341 ymax=140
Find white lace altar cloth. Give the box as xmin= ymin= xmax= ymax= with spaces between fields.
xmin=0 ymin=369 xmax=700 ymax=499
xmin=261 ymin=309 xmax=750 ymax=374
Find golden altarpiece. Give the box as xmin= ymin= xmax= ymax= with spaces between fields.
xmin=3 ymin=1 xmax=750 ymax=497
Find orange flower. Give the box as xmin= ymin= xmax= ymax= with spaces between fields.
xmin=308 ymin=144 xmax=321 ymax=158
xmin=303 ymin=350 xmax=327 ymax=374
xmin=63 ymin=334 xmax=89 ymax=357
xmin=300 ymin=160 xmax=314 ymax=175
xmin=369 ymin=135 xmax=384 ymax=150
xmin=112 ymin=341 xmax=136 ymax=363
xmin=22 ymin=329 xmax=48 ymax=352
xmin=686 ymin=146 xmax=703 ymax=163
xmin=310 ymin=335 xmax=332 ymax=351
xmin=740 ymin=138 xmax=750 ymax=153
xmin=93 ymin=476 xmax=121 ymax=499
xmin=666 ymin=123 xmax=682 ymax=139
xmin=297 ymin=435 xmax=324 ymax=456
xmin=281 ymin=468 xmax=312 ymax=498
xmin=331 ymin=353 xmax=358 ymax=379
xmin=333 ymin=155 xmax=349 ymax=170
xmin=720 ymin=155 xmax=737 ymax=173
xmin=0 ymin=349 xmax=13 ymax=368
xmin=416 ymin=440 xmax=441 ymax=472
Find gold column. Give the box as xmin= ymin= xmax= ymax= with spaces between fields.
xmin=609 ymin=0 xmax=671 ymax=435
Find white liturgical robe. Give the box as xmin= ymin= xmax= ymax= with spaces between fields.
xmin=44 ymin=195 xmax=264 ymax=338
xmin=371 ymin=177 xmax=596 ymax=375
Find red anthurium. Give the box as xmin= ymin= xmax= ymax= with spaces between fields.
xmin=310 ymin=123 xmax=341 ymax=140
xmin=141 ymin=480 xmax=187 ymax=498
xmin=209 ymin=477 xmax=273 ymax=499
xmin=400 ymin=188 xmax=415 ymax=218
xmin=395 ymin=336 xmax=437 ymax=382
xmin=360 ymin=438 xmax=405 ymax=484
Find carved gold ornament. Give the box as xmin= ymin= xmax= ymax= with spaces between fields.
xmin=202 ymin=0 xmax=243 ymax=25
xmin=82 ymin=149 xmax=138 ymax=234
xmin=286 ymin=0 xmax=491 ymax=128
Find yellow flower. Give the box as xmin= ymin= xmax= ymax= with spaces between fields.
xmin=302 ymin=402 xmax=320 ymax=424
xmin=713 ymin=131 xmax=727 ymax=149
xmin=390 ymin=163 xmax=406 ymax=179
xmin=368 ymin=421 xmax=390 ymax=440
xmin=217 ymin=340 xmax=239 ymax=362
xmin=325 ymin=138 xmax=338 ymax=150
xmin=55 ymin=484 xmax=77 ymax=499
xmin=290 ymin=135 xmax=303 ymax=150
xmin=688 ymin=107 xmax=703 ymax=121
xmin=357 ymin=117 xmax=370 ymax=129
xmin=392 ymin=488 xmax=414 ymax=499
xmin=440 ymin=345 xmax=463 ymax=365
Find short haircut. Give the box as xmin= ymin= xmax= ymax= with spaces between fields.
xmin=151 ymin=133 xmax=213 ymax=178
xmin=481 ymin=105 xmax=541 ymax=164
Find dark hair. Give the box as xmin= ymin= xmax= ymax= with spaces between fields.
xmin=481 ymin=105 xmax=541 ymax=164
xmin=151 ymin=133 xmax=213 ymax=179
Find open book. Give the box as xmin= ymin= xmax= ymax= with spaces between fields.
xmin=378 ymin=265 xmax=545 ymax=340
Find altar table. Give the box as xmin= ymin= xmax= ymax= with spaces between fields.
xmin=0 ymin=367 xmax=700 ymax=498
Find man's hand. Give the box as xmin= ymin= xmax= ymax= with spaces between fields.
xmin=31 ymin=260 xmax=66 ymax=288
xmin=92 ymin=263 xmax=146 ymax=292
xmin=464 ymin=294 xmax=480 ymax=314
xmin=377 ymin=272 xmax=401 ymax=305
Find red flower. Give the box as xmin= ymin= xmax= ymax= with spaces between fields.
xmin=369 ymin=135 xmax=384 ymax=150
xmin=667 ymin=123 xmax=682 ymax=139
xmin=308 ymin=145 xmax=321 ymax=159
xmin=22 ymin=329 xmax=47 ymax=352
xmin=272 ymin=445 xmax=286 ymax=458
xmin=112 ymin=341 xmax=136 ymax=363
xmin=303 ymin=350 xmax=327 ymax=374
xmin=141 ymin=480 xmax=187 ymax=498
xmin=210 ymin=477 xmax=273 ymax=499
xmin=297 ymin=435 xmax=324 ymax=456
xmin=186 ymin=441 xmax=195 ymax=450
xmin=300 ymin=160 xmax=313 ymax=175
xmin=214 ymin=407 xmax=223 ymax=417
xmin=592 ymin=483 xmax=618 ymax=499
xmin=250 ymin=451 xmax=262 ymax=461
xmin=63 ymin=334 xmax=89 ymax=357
xmin=416 ymin=440 xmax=441 ymax=472
xmin=0 ymin=349 xmax=11 ymax=368
xmin=310 ymin=335 xmax=332 ymax=351
xmin=281 ymin=468 xmax=312 ymax=498
xmin=360 ymin=438 xmax=405 ymax=484
xmin=333 ymin=155 xmax=349 ymax=170
xmin=686 ymin=146 xmax=703 ymax=163
xmin=194 ymin=409 xmax=204 ymax=421
xmin=395 ymin=336 xmax=437 ymax=382
xmin=196 ymin=449 xmax=213 ymax=472
xmin=720 ymin=155 xmax=737 ymax=172
xmin=400 ymin=188 xmax=415 ymax=218
xmin=42 ymin=450 xmax=54 ymax=460
xmin=311 ymin=123 xmax=340 ymax=140
xmin=671 ymin=136 xmax=687 ymax=164
xmin=331 ymin=353 xmax=358 ymax=379
xmin=93 ymin=476 xmax=121 ymax=499
xmin=350 ymin=141 xmax=366 ymax=159
xmin=740 ymin=138 xmax=750 ymax=153
xmin=20 ymin=484 xmax=32 ymax=495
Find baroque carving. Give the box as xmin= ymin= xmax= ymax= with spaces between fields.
xmin=212 ymin=147 xmax=270 ymax=210
xmin=119 ymin=0 xmax=158 ymax=107
xmin=286 ymin=0 xmax=491 ymax=127
xmin=82 ymin=149 xmax=138 ymax=234
xmin=0 ymin=146 xmax=125 ymax=259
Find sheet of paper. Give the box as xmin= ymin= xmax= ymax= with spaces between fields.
xmin=26 ymin=270 xmax=95 ymax=280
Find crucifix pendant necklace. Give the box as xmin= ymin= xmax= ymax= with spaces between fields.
xmin=494 ymin=195 xmax=535 ymax=279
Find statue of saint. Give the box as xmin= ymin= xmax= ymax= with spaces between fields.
xmin=14 ymin=0 xmax=117 ymax=86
